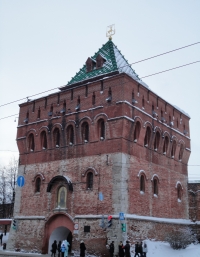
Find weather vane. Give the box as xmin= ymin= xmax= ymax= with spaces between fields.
xmin=106 ymin=24 xmax=115 ymax=40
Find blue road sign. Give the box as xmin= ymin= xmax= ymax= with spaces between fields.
xmin=119 ymin=212 xmax=125 ymax=220
xmin=17 ymin=176 xmax=25 ymax=187
xmin=99 ymin=192 xmax=104 ymax=201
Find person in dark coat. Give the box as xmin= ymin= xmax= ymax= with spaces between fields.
xmin=80 ymin=240 xmax=86 ymax=257
xmin=124 ymin=241 xmax=131 ymax=257
xmin=138 ymin=242 xmax=143 ymax=257
xmin=58 ymin=241 xmax=62 ymax=257
xmin=118 ymin=241 xmax=124 ymax=257
xmin=51 ymin=240 xmax=57 ymax=257
xmin=109 ymin=241 xmax=114 ymax=257
xmin=134 ymin=242 xmax=139 ymax=257
xmin=0 ymin=233 xmax=3 ymax=246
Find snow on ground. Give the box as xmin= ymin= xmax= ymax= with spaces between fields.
xmin=0 ymin=233 xmax=200 ymax=256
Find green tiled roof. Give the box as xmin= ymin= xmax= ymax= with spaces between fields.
xmin=67 ymin=39 xmax=148 ymax=88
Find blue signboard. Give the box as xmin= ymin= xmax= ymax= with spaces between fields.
xmin=119 ymin=212 xmax=125 ymax=220
xmin=17 ymin=176 xmax=25 ymax=187
xmin=99 ymin=192 xmax=104 ymax=201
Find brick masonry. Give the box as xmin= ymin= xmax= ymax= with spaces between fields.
xmin=7 ymin=73 xmax=196 ymax=255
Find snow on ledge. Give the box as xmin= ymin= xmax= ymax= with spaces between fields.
xmin=74 ymin=214 xmax=197 ymax=225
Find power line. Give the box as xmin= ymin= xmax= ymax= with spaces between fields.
xmin=0 ymin=41 xmax=199 ymax=109
xmin=0 ymin=59 xmax=199 ymax=121
xmin=141 ymin=61 xmax=200 ymax=79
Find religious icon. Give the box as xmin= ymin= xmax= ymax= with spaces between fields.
xmin=58 ymin=186 xmax=67 ymax=208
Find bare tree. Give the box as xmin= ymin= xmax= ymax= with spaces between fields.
xmin=0 ymin=158 xmax=18 ymax=218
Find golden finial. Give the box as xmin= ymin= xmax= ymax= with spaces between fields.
xmin=106 ymin=24 xmax=115 ymax=40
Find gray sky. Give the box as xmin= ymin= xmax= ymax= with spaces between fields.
xmin=0 ymin=1 xmax=199 ymax=179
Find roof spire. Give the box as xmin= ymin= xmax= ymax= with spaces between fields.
xmin=106 ymin=24 xmax=115 ymax=40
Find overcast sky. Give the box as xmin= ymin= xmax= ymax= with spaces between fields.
xmin=0 ymin=1 xmax=199 ymax=180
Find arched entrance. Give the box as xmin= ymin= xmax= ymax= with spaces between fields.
xmin=42 ymin=213 xmax=74 ymax=254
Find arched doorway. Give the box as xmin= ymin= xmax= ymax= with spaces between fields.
xmin=48 ymin=226 xmax=72 ymax=254
xmin=42 ymin=213 xmax=74 ymax=254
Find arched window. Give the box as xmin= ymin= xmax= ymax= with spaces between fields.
xmin=53 ymin=128 xmax=60 ymax=147
xmin=87 ymin=172 xmax=93 ymax=190
xmin=82 ymin=122 xmax=89 ymax=143
xmin=163 ymin=136 xmax=169 ymax=155
xmin=35 ymin=177 xmax=41 ymax=193
xmin=153 ymin=178 xmax=158 ymax=196
xmin=134 ymin=121 xmax=141 ymax=142
xmin=171 ymin=140 xmax=176 ymax=158
xmin=67 ymin=125 xmax=74 ymax=145
xmin=28 ymin=133 xmax=35 ymax=152
xmin=57 ymin=186 xmax=67 ymax=208
xmin=41 ymin=131 xmax=47 ymax=149
xmin=144 ymin=126 xmax=151 ymax=147
xmin=154 ymin=131 xmax=160 ymax=151
xmin=177 ymin=184 xmax=182 ymax=201
xmin=179 ymin=144 xmax=184 ymax=161
xmin=98 ymin=119 xmax=105 ymax=140
xmin=140 ymin=175 xmax=145 ymax=193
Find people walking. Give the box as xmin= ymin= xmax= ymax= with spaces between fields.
xmin=63 ymin=240 xmax=70 ymax=257
xmin=0 ymin=233 xmax=3 ymax=246
xmin=58 ymin=241 xmax=62 ymax=257
xmin=124 ymin=241 xmax=131 ymax=257
xmin=51 ymin=240 xmax=57 ymax=257
xmin=142 ymin=242 xmax=148 ymax=257
xmin=118 ymin=241 xmax=124 ymax=257
xmin=138 ymin=242 xmax=143 ymax=257
xmin=109 ymin=241 xmax=114 ymax=257
xmin=60 ymin=241 xmax=66 ymax=257
xmin=80 ymin=240 xmax=86 ymax=257
xmin=134 ymin=242 xmax=139 ymax=257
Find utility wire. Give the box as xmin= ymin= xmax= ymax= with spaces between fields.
xmin=0 ymin=59 xmax=199 ymax=121
xmin=0 ymin=41 xmax=200 ymax=108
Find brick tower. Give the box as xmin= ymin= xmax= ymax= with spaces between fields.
xmin=7 ymin=39 xmax=191 ymax=255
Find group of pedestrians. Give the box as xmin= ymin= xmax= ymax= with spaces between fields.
xmin=51 ymin=239 xmax=70 ymax=257
xmin=51 ymin=239 xmax=86 ymax=257
xmin=134 ymin=241 xmax=148 ymax=257
xmin=109 ymin=240 xmax=148 ymax=257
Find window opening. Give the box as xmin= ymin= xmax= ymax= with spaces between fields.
xmin=140 ymin=175 xmax=145 ymax=193
xmin=171 ymin=140 xmax=176 ymax=158
xmin=85 ymin=85 xmax=88 ymax=97
xmin=154 ymin=131 xmax=160 ymax=151
xmin=28 ymin=133 xmax=35 ymax=152
xmin=75 ymin=96 xmax=80 ymax=111
xmin=82 ymin=122 xmax=89 ymax=143
xmin=32 ymin=101 xmax=35 ymax=112
xmin=41 ymin=131 xmax=47 ymax=149
xmin=87 ymin=172 xmax=93 ymax=190
xmin=163 ymin=136 xmax=169 ymax=155
xmin=35 ymin=177 xmax=41 ymax=192
xmin=92 ymin=92 xmax=96 ymax=105
xmin=48 ymin=104 xmax=53 ymax=116
xmin=134 ymin=121 xmax=141 ymax=142
xmin=144 ymin=127 xmax=151 ymax=147
xmin=177 ymin=184 xmax=182 ymax=201
xmin=100 ymin=80 xmax=104 ymax=92
xmin=57 ymin=93 xmax=60 ymax=105
xmin=153 ymin=178 xmax=158 ymax=195
xmin=67 ymin=125 xmax=74 ymax=145
xmin=179 ymin=144 xmax=184 ymax=161
xmin=71 ymin=89 xmax=73 ymax=100
xmin=45 ymin=97 xmax=47 ymax=109
xmin=53 ymin=128 xmax=60 ymax=147
xmin=142 ymin=96 xmax=145 ymax=108
xmin=99 ymin=119 xmax=105 ymax=140
xmin=37 ymin=108 xmax=41 ymax=119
